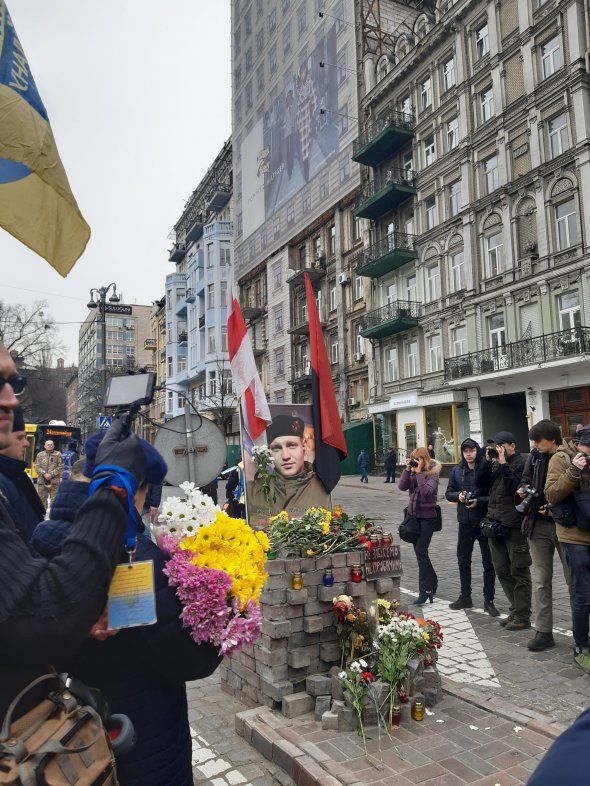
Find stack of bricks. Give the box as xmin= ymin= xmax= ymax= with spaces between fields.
xmin=220 ymin=550 xmax=401 ymax=709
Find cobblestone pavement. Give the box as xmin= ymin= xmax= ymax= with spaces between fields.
xmin=333 ymin=474 xmax=590 ymax=726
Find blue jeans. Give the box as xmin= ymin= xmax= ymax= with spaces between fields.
xmin=562 ymin=543 xmax=590 ymax=649
xmin=360 ymin=467 xmax=368 ymax=482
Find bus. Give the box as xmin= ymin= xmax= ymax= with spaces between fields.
xmin=24 ymin=423 xmax=82 ymax=479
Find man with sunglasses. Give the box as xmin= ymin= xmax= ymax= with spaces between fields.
xmin=0 ymin=342 xmax=146 ymax=720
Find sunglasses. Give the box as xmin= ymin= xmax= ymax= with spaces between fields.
xmin=0 ymin=374 xmax=27 ymax=396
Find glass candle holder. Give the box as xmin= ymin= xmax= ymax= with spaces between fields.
xmin=350 ymin=564 xmax=363 ymax=583
xmin=391 ymin=706 xmax=401 ymax=728
xmin=382 ymin=532 xmax=393 ymax=547
xmin=267 ymin=550 xmax=277 ymax=560
xmin=323 ymin=569 xmax=334 ymax=587
xmin=370 ymin=534 xmax=381 ymax=547
xmin=411 ymin=699 xmax=424 ymax=721
xmin=292 ymin=572 xmax=303 ymax=590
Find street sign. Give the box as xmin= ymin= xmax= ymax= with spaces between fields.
xmin=98 ymin=416 xmax=112 ymax=430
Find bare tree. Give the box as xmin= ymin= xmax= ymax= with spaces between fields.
xmin=0 ymin=300 xmax=64 ymax=367
xmin=195 ymin=357 xmax=238 ymax=437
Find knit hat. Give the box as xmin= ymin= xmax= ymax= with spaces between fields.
xmin=266 ymin=415 xmax=305 ymax=444
xmin=488 ymin=431 xmax=517 ymax=445
xmin=83 ymin=431 xmax=167 ymax=484
xmin=576 ymin=426 xmax=590 ymax=447
xmin=12 ymin=406 xmax=24 ymax=433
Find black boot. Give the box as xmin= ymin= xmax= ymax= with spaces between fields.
xmin=484 ymin=601 xmax=500 ymax=617
xmin=448 ymin=595 xmax=473 ymax=610
xmin=527 ymin=631 xmax=555 ymax=651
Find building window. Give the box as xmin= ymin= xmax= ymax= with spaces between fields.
xmin=386 ymin=347 xmax=398 ymax=382
xmin=221 ymin=326 xmax=228 ymax=353
xmin=282 ymin=22 xmax=291 ymax=54
xmin=328 ymin=225 xmax=336 ymax=257
xmin=452 ymin=325 xmax=467 ymax=356
xmin=428 ymin=334 xmax=442 ymax=372
xmin=352 ymin=214 xmax=361 ymax=242
xmin=287 ymin=203 xmax=295 ymax=227
xmin=269 ymin=44 xmax=277 ymax=71
xmin=486 ymin=233 xmax=504 ymax=277
xmin=426 ymin=263 xmax=440 ymax=301
xmin=274 ymin=304 xmax=283 ymax=333
xmin=450 ymin=250 xmax=465 ymax=290
xmin=558 ymin=292 xmax=581 ymax=330
xmin=425 ymin=196 xmax=437 ymax=230
xmin=548 ymin=114 xmax=568 ymax=158
xmin=489 ymin=313 xmax=505 ymax=349
xmin=475 ymin=22 xmax=489 ymax=59
xmin=443 ymin=57 xmax=455 ymax=91
xmin=354 ymin=272 xmax=363 ymax=301
xmin=220 ymin=281 xmax=227 ymax=306
xmin=407 ymin=274 xmax=417 ymax=301
xmin=420 ymin=76 xmax=432 ymax=110
xmin=245 ymin=47 xmax=253 ymax=70
xmin=330 ymin=334 xmax=339 ymax=364
xmin=329 ymin=280 xmax=337 ymax=311
xmin=337 ymin=48 xmax=347 ymax=84
xmin=207 ymin=284 xmax=215 ymax=310
xmin=406 ymin=340 xmax=418 ymax=376
xmin=399 ymin=94 xmax=411 ymax=116
xmin=273 ymin=262 xmax=282 ymax=290
xmin=424 ymin=134 xmax=436 ymax=166
xmin=447 ymin=116 xmax=459 ymax=151
xmin=269 ymin=8 xmax=277 ymax=33
xmin=257 ymin=28 xmax=264 ymax=53
xmin=449 ymin=181 xmax=461 ymax=217
xmin=555 ymin=198 xmax=577 ymax=250
xmin=541 ymin=36 xmax=561 ymax=78
xmin=483 ymin=154 xmax=499 ymax=194
xmin=206 ymin=244 xmax=214 ymax=268
xmin=339 ymin=157 xmax=350 ymax=183
xmin=320 ymin=173 xmax=329 ymax=199
xmin=275 ymin=347 xmax=285 ymax=376
xmin=273 ymin=214 xmax=280 ymax=238
xmin=207 ymin=328 xmax=216 ymax=353
xmin=302 ymin=189 xmax=312 ymax=213
xmin=220 ymin=244 xmax=231 ymax=265
xmin=256 ymin=63 xmax=264 ymax=93
xmin=480 ymin=87 xmax=494 ymax=122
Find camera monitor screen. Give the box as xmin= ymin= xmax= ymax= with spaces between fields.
xmin=104 ymin=373 xmax=155 ymax=408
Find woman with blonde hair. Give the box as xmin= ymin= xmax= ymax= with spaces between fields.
xmin=398 ymin=447 xmax=442 ymax=604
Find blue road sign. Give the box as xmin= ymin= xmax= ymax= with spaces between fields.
xmin=99 ymin=416 xmax=112 ymax=430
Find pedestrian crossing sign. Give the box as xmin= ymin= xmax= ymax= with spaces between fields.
xmin=99 ymin=416 xmax=112 ymax=430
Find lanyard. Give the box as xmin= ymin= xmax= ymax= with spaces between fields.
xmin=88 ymin=466 xmax=139 ymax=553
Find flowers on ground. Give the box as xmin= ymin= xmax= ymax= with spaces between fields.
xmin=267 ymin=507 xmax=385 ymax=555
xmin=332 ymin=595 xmax=373 ymax=668
xmin=156 ymin=482 xmax=268 ymax=655
xmin=338 ymin=659 xmax=375 ymax=753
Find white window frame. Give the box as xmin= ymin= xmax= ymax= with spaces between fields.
xmin=541 ymin=36 xmax=561 ymax=78
xmin=447 ymin=116 xmax=459 ymax=151
xmin=428 ymin=334 xmax=442 ymax=372
xmin=484 ymin=154 xmax=499 ymax=194
xmin=329 ymin=281 xmax=337 ymax=311
xmin=420 ymin=76 xmax=432 ymax=110
xmin=486 ymin=233 xmax=504 ymax=278
xmin=449 ymin=181 xmax=461 ymax=217
xmin=548 ymin=114 xmax=568 ymax=158
xmin=450 ymin=251 xmax=465 ymax=290
xmin=555 ymin=198 xmax=577 ymax=250
xmin=406 ymin=340 xmax=418 ymax=376
xmin=443 ymin=57 xmax=455 ymax=91
xmin=386 ymin=346 xmax=399 ymax=382
xmin=475 ymin=23 xmax=489 ymax=59
xmin=452 ymin=325 xmax=467 ymax=356
xmin=275 ymin=347 xmax=285 ymax=376
xmin=406 ymin=274 xmax=417 ymax=301
xmin=480 ymin=88 xmax=494 ymax=122
xmin=426 ymin=263 xmax=440 ymax=301
xmin=330 ymin=334 xmax=339 ymax=364
xmin=488 ymin=313 xmax=506 ymax=349
xmin=354 ymin=272 xmax=363 ymax=300
xmin=558 ymin=292 xmax=581 ymax=331
xmin=424 ymin=134 xmax=436 ymax=166
xmin=425 ymin=196 xmax=437 ymax=230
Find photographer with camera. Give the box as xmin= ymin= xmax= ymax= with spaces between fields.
xmin=445 ymin=438 xmax=498 ymax=616
xmin=545 ymin=425 xmax=590 ymax=673
xmin=476 ymin=431 xmax=531 ymax=631
xmin=518 ymin=421 xmax=573 ymax=652
xmin=0 ymin=342 xmax=144 ymax=721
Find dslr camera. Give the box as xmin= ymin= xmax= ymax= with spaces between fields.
xmin=515 ymin=485 xmax=543 ymax=515
xmin=409 ymin=459 xmax=419 ymax=468
xmin=104 ymin=372 xmax=156 ymax=433
xmin=462 ymin=490 xmax=475 ymax=503
xmin=486 ymin=446 xmax=498 ymax=459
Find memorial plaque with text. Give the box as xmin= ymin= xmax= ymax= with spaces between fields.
xmin=363 ymin=544 xmax=402 ymax=579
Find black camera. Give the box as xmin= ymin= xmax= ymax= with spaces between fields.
xmin=515 ymin=485 xmax=542 ymax=514
xmin=409 ymin=459 xmax=419 ymax=468
xmin=462 ymin=490 xmax=475 ymax=503
xmin=487 ymin=446 xmax=498 ymax=459
xmin=576 ymin=453 xmax=590 ymax=469
xmin=104 ymin=372 xmax=156 ymax=432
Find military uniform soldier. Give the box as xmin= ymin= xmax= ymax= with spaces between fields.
xmin=34 ymin=439 xmax=64 ymax=509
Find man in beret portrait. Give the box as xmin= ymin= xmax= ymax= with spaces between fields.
xmin=246 ymin=413 xmax=330 ymax=528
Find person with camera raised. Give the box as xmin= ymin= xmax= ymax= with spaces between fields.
xmin=476 ymin=431 xmax=531 ymax=631
xmin=445 ymin=438 xmax=498 ymax=616
xmin=545 ymin=425 xmax=590 ymax=673
xmin=519 ymin=420 xmax=573 ymax=652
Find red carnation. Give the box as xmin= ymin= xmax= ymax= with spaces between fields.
xmin=361 ymin=671 xmax=375 ymax=683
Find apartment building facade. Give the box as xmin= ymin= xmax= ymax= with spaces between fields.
xmin=352 ymin=0 xmax=590 ymax=464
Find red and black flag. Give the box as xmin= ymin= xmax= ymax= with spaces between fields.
xmin=304 ymin=272 xmax=347 ymax=493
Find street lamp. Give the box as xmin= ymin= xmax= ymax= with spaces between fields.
xmin=87 ymin=283 xmax=120 ymax=412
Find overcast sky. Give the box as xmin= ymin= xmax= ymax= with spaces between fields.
xmin=2 ymin=1 xmax=231 ymax=364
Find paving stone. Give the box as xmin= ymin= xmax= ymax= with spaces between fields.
xmin=306 ymin=674 xmax=333 ymax=696
xmin=282 ymin=692 xmax=315 ymax=718
xmin=315 ymin=695 xmax=332 ymax=721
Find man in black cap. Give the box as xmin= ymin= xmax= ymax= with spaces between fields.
xmin=545 ymin=424 xmax=590 ymax=673
xmin=445 ymin=437 xmax=498 ymax=615
xmin=246 ymin=414 xmax=330 ymax=528
xmin=476 ymin=430 xmax=531 ymax=630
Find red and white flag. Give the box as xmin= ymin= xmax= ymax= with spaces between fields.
xmin=227 ymin=286 xmax=271 ymax=441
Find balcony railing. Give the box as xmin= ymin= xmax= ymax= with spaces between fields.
xmin=352 ymin=110 xmax=415 ymax=166
xmin=168 ymin=243 xmax=185 ymax=263
xmin=359 ymin=300 xmax=421 ymax=340
xmin=144 ymin=337 xmax=157 ymax=350
xmin=354 ymin=231 xmax=417 ymax=278
xmin=353 ymin=168 xmax=416 ymax=221
xmin=241 ymin=298 xmax=267 ymax=320
xmin=289 ymin=362 xmax=312 ymax=385
xmin=445 ymin=326 xmax=590 ymax=381
xmin=186 ymin=288 xmax=196 ymax=303
xmin=178 ymin=331 xmax=188 ymax=345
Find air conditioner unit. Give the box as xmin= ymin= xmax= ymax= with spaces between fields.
xmin=348 ymin=397 xmax=358 ymax=407
xmin=338 ymin=272 xmax=350 ymax=285
xmin=353 ymin=352 xmax=364 ymax=362
xmin=304 ymin=362 xmax=311 ymax=374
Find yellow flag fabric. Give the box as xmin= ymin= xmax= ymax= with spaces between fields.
xmin=0 ymin=1 xmax=90 ymax=276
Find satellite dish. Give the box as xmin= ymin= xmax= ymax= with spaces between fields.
xmin=154 ymin=414 xmax=227 ymax=488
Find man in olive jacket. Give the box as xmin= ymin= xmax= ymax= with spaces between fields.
xmin=545 ymin=425 xmax=590 ymax=673
xmin=476 ymin=431 xmax=531 ymax=630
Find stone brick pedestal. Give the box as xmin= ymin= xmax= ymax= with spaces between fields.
xmin=221 ymin=550 xmax=402 ymax=709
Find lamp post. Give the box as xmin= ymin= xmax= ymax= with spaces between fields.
xmin=87 ymin=283 xmax=120 ymax=414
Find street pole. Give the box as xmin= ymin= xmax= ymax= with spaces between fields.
xmin=87 ymin=283 xmax=119 ymax=426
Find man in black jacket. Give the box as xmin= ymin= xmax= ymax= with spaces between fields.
xmin=446 ymin=438 xmax=498 ymax=616
xmin=476 ymin=431 xmax=531 ymax=631
xmin=0 ymin=341 xmax=145 ymax=720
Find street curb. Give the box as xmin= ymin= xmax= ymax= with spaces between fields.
xmin=441 ymin=676 xmax=568 ymax=741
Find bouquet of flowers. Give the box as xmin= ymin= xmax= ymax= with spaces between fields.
xmin=155 ymin=482 xmax=269 ymax=655
xmin=338 ymin=659 xmax=375 ymax=753
xmin=251 ymin=445 xmax=274 ymax=509
xmin=332 ymin=594 xmax=373 ymax=667
xmin=267 ymin=506 xmax=385 ymax=556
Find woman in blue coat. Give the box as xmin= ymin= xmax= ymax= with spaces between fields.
xmin=31 ymin=433 xmax=222 ymax=786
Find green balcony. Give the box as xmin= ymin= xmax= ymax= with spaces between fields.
xmin=359 ymin=300 xmax=421 ymax=340
xmin=352 ymin=111 xmax=415 ymax=167
xmin=354 ymin=232 xmax=417 ymax=278
xmin=353 ymin=168 xmax=416 ymax=221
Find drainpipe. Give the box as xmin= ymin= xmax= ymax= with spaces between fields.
xmin=585 ymin=0 xmax=590 ymax=72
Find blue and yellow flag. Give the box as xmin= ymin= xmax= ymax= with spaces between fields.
xmin=0 ymin=1 xmax=90 ymax=276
